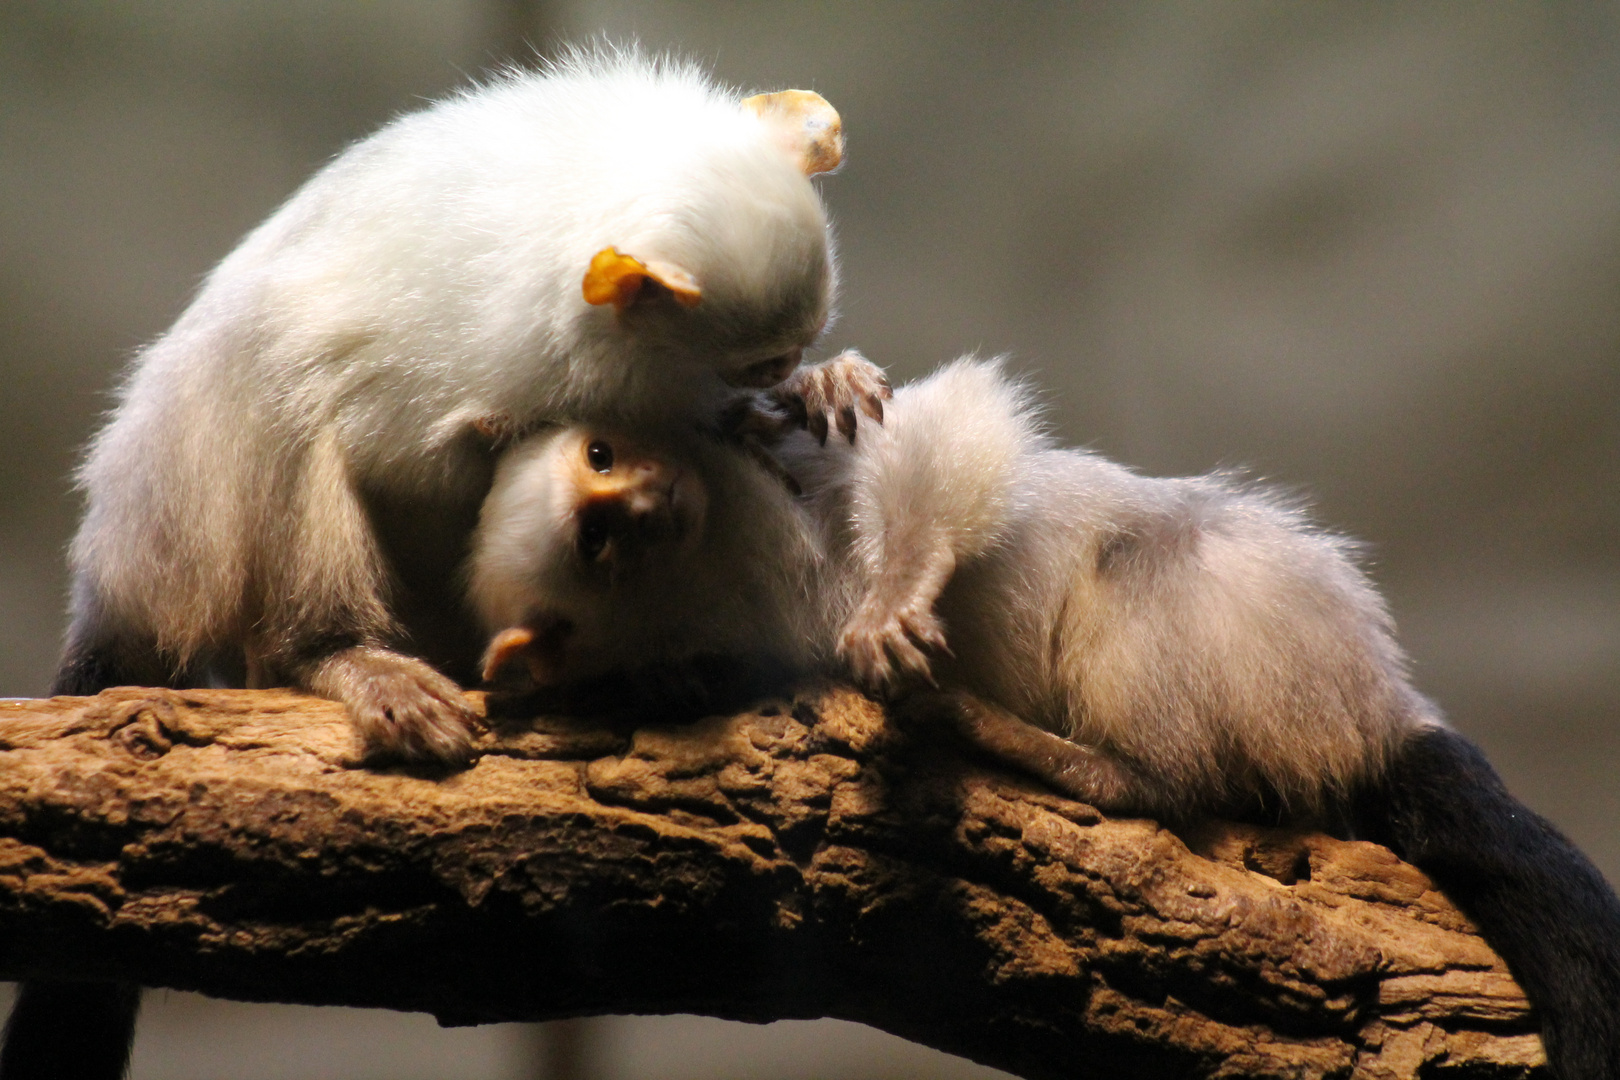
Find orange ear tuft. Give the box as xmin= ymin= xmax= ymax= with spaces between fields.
xmin=481 ymin=626 xmax=536 ymax=683
xmin=743 ymin=89 xmax=844 ymax=176
xmin=582 ymin=247 xmax=701 ymax=310
xmin=481 ymin=614 xmax=576 ymax=685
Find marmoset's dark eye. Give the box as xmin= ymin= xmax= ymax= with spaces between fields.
xmin=586 ymin=440 xmax=614 ymax=473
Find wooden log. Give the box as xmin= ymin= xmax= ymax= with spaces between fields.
xmin=0 ymin=686 xmax=1544 ymax=1078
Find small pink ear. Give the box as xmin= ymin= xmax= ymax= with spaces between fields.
xmin=582 ymin=247 xmax=701 ymax=310
xmin=743 ymin=89 xmax=844 ymax=176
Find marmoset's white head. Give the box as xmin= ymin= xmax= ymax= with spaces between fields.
xmin=467 ymin=410 xmax=838 ymax=691
xmin=469 ymin=426 xmax=713 ymax=687
xmin=206 ymin=47 xmax=847 ymax=452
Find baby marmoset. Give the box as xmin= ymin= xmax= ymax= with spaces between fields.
xmin=474 ymin=357 xmax=1620 ymax=1080
xmin=58 ymin=50 xmax=851 ymax=765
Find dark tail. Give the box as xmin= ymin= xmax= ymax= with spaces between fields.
xmin=1358 ymin=724 xmax=1620 ymax=1080
xmin=0 ymin=982 xmax=140 ymax=1080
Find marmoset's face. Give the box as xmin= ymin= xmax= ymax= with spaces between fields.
xmin=559 ymin=429 xmax=708 ymax=584
xmin=477 ymin=427 xmax=710 ymax=688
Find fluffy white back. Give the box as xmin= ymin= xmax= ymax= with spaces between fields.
xmin=834 ymin=358 xmax=1430 ymax=815
xmin=70 ymin=48 xmax=838 ymax=668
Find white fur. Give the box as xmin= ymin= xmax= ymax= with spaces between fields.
xmin=471 ymin=425 xmax=836 ymax=683
xmin=834 ymin=360 xmax=1428 ymax=814
xmin=65 ymin=49 xmax=838 ymax=698
xmin=844 ymin=358 xmax=1044 ymax=583
xmin=472 ymin=357 xmax=1435 ymax=817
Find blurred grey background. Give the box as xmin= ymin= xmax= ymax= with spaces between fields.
xmin=1 ymin=2 xmax=1616 ymax=1077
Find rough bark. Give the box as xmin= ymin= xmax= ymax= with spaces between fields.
xmin=0 ymin=686 xmax=1544 ymax=1079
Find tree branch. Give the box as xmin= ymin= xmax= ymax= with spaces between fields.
xmin=0 ymin=687 xmax=1544 ymax=1079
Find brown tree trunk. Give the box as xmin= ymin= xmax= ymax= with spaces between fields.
xmin=0 ymin=686 xmax=1544 ymax=1078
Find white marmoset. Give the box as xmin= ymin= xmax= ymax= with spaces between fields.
xmin=473 ymin=355 xmax=1620 ymax=1080
xmin=57 ymin=49 xmax=854 ymax=767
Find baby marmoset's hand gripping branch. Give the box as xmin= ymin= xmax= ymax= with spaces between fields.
xmin=475 ymin=357 xmax=1620 ymax=1080
xmin=57 ymin=49 xmax=850 ymax=766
